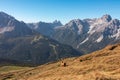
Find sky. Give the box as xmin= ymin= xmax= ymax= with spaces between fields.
xmin=0 ymin=0 xmax=120 ymax=24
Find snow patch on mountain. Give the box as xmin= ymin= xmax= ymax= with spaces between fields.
xmin=110 ymin=28 xmax=120 ymax=39
xmin=77 ymin=25 xmax=83 ymax=34
xmin=77 ymin=38 xmax=89 ymax=48
xmin=87 ymin=26 xmax=96 ymax=35
xmin=96 ymin=35 xmax=103 ymax=43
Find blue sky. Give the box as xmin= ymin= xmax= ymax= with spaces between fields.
xmin=0 ymin=0 xmax=120 ymax=24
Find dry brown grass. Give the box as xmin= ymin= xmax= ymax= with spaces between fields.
xmin=1 ymin=44 xmax=120 ymax=80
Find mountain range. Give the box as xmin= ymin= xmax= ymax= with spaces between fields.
xmin=0 ymin=12 xmax=82 ymax=66
xmin=29 ymin=14 xmax=120 ymax=53
xmin=0 ymin=11 xmax=120 ymax=66
xmin=1 ymin=12 xmax=120 ymax=80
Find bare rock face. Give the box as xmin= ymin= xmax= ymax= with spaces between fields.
xmin=101 ymin=14 xmax=112 ymax=22
xmin=50 ymin=14 xmax=120 ymax=53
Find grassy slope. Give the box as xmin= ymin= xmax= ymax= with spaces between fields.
xmin=1 ymin=44 xmax=120 ymax=80
xmin=0 ymin=66 xmax=30 ymax=73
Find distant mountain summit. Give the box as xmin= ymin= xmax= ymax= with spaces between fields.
xmin=101 ymin=14 xmax=112 ymax=22
xmin=28 ymin=20 xmax=62 ymax=36
xmin=53 ymin=20 xmax=62 ymax=26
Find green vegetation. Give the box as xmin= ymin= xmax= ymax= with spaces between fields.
xmin=0 ymin=66 xmax=29 ymax=73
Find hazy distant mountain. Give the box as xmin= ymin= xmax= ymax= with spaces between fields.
xmin=0 ymin=12 xmax=82 ymax=66
xmin=27 ymin=20 xmax=62 ymax=36
xmin=51 ymin=14 xmax=120 ymax=53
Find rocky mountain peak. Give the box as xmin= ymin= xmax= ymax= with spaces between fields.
xmin=66 ymin=19 xmax=83 ymax=27
xmin=0 ymin=12 xmax=34 ymax=37
xmin=0 ymin=11 xmax=15 ymax=20
xmin=101 ymin=14 xmax=112 ymax=22
xmin=0 ymin=12 xmax=16 ymax=27
xmin=110 ymin=19 xmax=120 ymax=25
xmin=71 ymin=19 xmax=81 ymax=23
xmin=53 ymin=20 xmax=61 ymax=24
xmin=53 ymin=20 xmax=62 ymax=26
